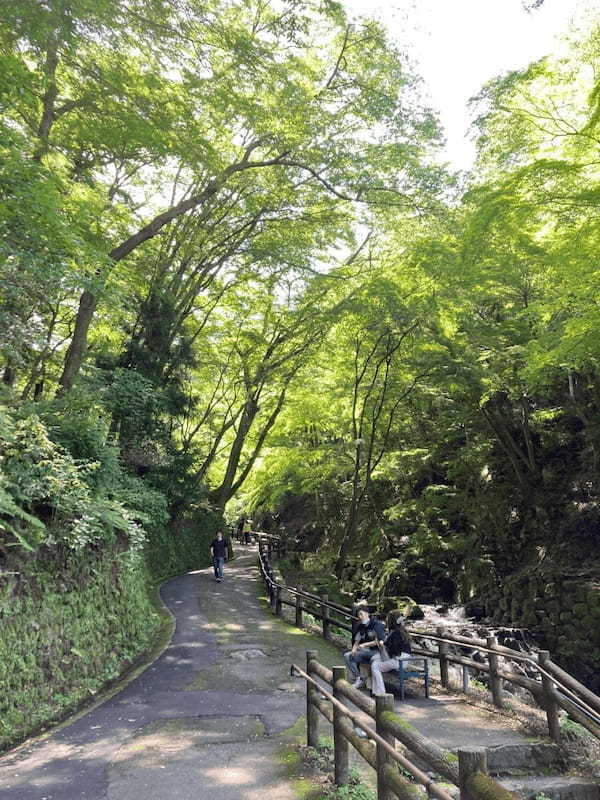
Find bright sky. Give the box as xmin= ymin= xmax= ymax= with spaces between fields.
xmin=342 ymin=0 xmax=590 ymax=170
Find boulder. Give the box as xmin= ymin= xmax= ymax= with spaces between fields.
xmin=464 ymin=600 xmax=487 ymax=620
xmin=379 ymin=595 xmax=421 ymax=618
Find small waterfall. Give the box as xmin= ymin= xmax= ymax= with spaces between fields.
xmin=417 ymin=604 xmax=469 ymax=628
xmin=412 ymin=604 xmax=537 ymax=661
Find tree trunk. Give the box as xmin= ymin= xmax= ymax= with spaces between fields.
xmin=210 ymin=397 xmax=259 ymax=509
xmin=335 ymin=496 xmax=362 ymax=576
xmin=335 ymin=443 xmax=362 ymax=575
xmin=2 ymin=363 xmax=15 ymax=387
xmin=55 ymin=146 xmax=288 ymax=395
xmin=56 ymin=289 xmax=98 ymax=394
xmin=34 ymin=49 xmax=58 ymax=161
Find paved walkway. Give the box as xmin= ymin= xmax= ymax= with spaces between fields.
xmin=0 ymin=547 xmax=340 ymax=800
xmin=0 ymin=547 xmax=539 ymax=800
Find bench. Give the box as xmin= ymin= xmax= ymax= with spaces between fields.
xmin=396 ymin=656 xmax=429 ymax=701
xmin=358 ymin=655 xmax=430 ymax=700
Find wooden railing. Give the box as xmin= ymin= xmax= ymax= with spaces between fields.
xmin=295 ymin=651 xmax=519 ymax=800
xmin=257 ymin=541 xmax=600 ymax=744
xmin=232 ymin=528 xmax=288 ymax=556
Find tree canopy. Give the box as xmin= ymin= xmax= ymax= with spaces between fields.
xmin=2 ymin=0 xmax=600 ymax=689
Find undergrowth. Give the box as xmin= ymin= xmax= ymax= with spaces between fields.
xmin=0 ymin=546 xmax=159 ymax=751
xmin=299 ymin=738 xmax=376 ymax=800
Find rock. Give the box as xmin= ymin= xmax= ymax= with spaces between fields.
xmin=380 ymin=595 xmax=420 ymax=617
xmin=486 ymin=742 xmax=561 ymax=772
xmin=229 ymin=649 xmax=267 ymax=660
xmin=448 ymin=665 xmax=463 ymax=684
xmin=464 ymin=601 xmax=486 ymax=620
xmin=409 ymin=605 xmax=425 ymax=620
xmin=500 ymin=775 xmax=600 ymax=800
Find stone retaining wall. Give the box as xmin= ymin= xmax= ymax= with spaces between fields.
xmin=483 ymin=569 xmax=600 ymax=693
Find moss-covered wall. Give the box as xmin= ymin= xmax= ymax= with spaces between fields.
xmin=0 ymin=547 xmax=160 ymax=751
xmin=0 ymin=508 xmax=226 ymax=752
xmin=483 ymin=568 xmax=600 ymax=693
xmin=144 ymin=509 xmax=224 ymax=582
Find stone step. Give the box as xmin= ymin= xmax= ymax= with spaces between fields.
xmin=485 ymin=742 xmax=564 ymax=774
xmin=500 ymin=775 xmax=600 ymax=800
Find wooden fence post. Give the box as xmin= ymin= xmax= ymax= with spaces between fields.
xmin=306 ymin=650 xmax=319 ymax=748
xmin=264 ymin=566 xmax=270 ymax=603
xmin=267 ymin=568 xmax=275 ymax=607
xmin=487 ymin=636 xmax=504 ymax=708
xmin=275 ymin=585 xmax=282 ymax=616
xmin=295 ymin=592 xmax=303 ymax=628
xmin=333 ymin=666 xmax=349 ymax=786
xmin=538 ymin=650 xmax=561 ymax=743
xmin=321 ymin=594 xmax=330 ymax=640
xmin=376 ymin=694 xmax=395 ymax=800
xmin=437 ymin=627 xmax=449 ymax=689
xmin=458 ymin=747 xmax=487 ymax=800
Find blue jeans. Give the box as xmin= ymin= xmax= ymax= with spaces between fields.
xmin=344 ymin=648 xmax=378 ymax=680
xmin=213 ymin=556 xmax=224 ymax=579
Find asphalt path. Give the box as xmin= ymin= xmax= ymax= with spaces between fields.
xmin=0 ymin=547 xmax=540 ymax=800
xmin=0 ymin=547 xmax=340 ymax=800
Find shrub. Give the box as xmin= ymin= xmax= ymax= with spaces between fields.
xmin=0 ymin=406 xmax=146 ymax=557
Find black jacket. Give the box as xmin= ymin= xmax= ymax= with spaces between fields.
xmin=354 ymin=617 xmax=385 ymax=646
xmin=211 ymin=538 xmax=229 ymax=558
xmin=384 ymin=629 xmax=411 ymax=658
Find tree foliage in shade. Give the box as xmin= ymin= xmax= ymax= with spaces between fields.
xmin=3 ymin=2 xmax=600 ymax=693
xmin=243 ymin=12 xmax=600 ymax=643
xmin=0 ymin=0 xmax=441 ymax=555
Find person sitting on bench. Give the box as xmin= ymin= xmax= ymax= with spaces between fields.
xmin=344 ymin=607 xmax=386 ymax=689
xmin=370 ymin=610 xmax=412 ymax=697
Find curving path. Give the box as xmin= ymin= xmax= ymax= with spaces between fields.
xmin=0 ymin=547 xmax=340 ymax=800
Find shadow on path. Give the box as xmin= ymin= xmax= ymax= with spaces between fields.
xmin=0 ymin=548 xmax=340 ymax=800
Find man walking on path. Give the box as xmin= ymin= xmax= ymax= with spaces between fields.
xmin=210 ymin=530 xmax=229 ymax=582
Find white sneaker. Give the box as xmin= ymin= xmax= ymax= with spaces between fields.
xmin=352 ymin=677 xmax=365 ymax=689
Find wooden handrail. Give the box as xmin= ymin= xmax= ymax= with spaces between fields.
xmin=296 ymin=655 xmax=519 ymax=800
xmin=258 ymin=544 xmax=600 ymax=742
xmin=544 ymin=659 xmax=600 ymax=717
xmin=258 ymin=546 xmax=356 ymax=619
xmin=294 ymin=660 xmax=456 ymax=800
